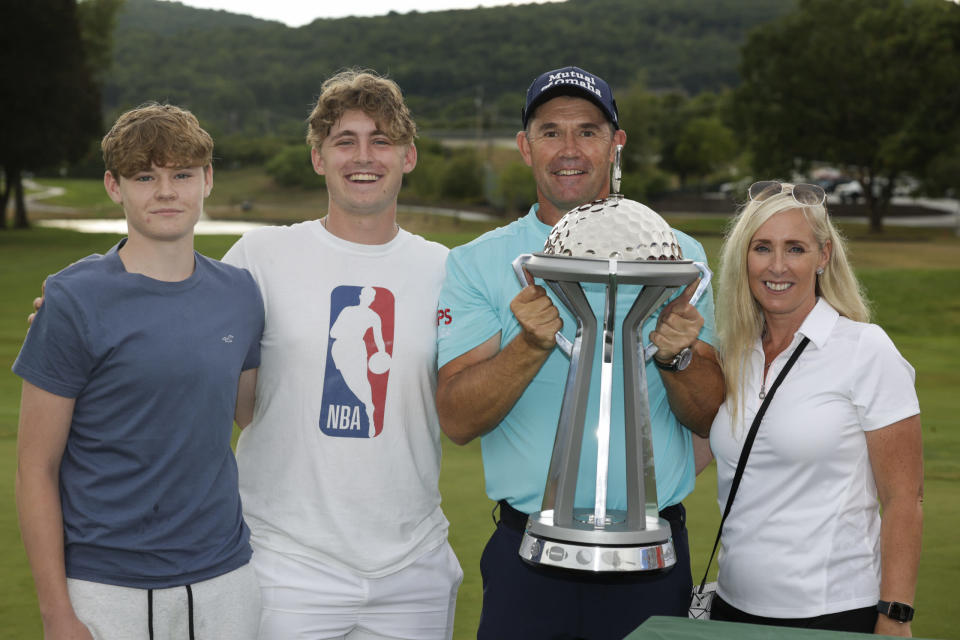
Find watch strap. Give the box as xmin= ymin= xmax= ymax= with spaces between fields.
xmin=654 ymin=346 xmax=690 ymax=371
xmin=877 ymin=600 xmax=914 ymax=622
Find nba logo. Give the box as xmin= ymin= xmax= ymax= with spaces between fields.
xmin=320 ymin=286 xmax=395 ymax=438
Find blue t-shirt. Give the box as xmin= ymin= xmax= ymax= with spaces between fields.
xmin=13 ymin=241 xmax=264 ymax=588
xmin=438 ymin=206 xmax=716 ymax=514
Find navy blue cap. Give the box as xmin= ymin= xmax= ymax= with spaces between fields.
xmin=521 ymin=66 xmax=619 ymax=130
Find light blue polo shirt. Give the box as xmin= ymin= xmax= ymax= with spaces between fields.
xmin=438 ymin=205 xmax=716 ymax=514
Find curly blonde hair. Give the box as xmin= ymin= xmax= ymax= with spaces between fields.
xmin=306 ymin=69 xmax=416 ymax=149
xmin=715 ymin=184 xmax=869 ymax=424
xmin=102 ymin=103 xmax=213 ymax=179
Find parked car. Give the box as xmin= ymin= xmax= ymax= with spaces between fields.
xmin=814 ymin=176 xmax=854 ymax=194
xmin=832 ymin=176 xmax=920 ymax=204
xmin=833 ymin=180 xmax=864 ymax=203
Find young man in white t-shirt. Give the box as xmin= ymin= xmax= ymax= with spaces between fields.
xmin=225 ymin=70 xmax=461 ymax=640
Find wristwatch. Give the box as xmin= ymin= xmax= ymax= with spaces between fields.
xmin=877 ymin=600 xmax=914 ymax=623
xmin=654 ymin=346 xmax=692 ymax=372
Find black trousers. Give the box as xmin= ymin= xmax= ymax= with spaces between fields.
xmin=477 ymin=500 xmax=692 ymax=640
xmin=712 ymin=594 xmax=878 ymax=633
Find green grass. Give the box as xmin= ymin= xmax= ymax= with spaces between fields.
xmin=1 ymin=209 xmax=958 ymax=638
xmin=30 ymin=178 xmax=115 ymax=213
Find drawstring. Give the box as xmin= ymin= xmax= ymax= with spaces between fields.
xmin=186 ymin=584 xmax=195 ymax=640
xmin=146 ymin=584 xmax=195 ymax=639
xmin=147 ymin=589 xmax=155 ymax=640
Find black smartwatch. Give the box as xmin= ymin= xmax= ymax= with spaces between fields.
xmin=654 ymin=346 xmax=692 ymax=372
xmin=877 ymin=600 xmax=914 ymax=623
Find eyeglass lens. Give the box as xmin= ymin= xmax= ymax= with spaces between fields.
xmin=748 ymin=181 xmax=782 ymax=201
xmin=792 ymin=184 xmax=825 ymax=205
xmin=748 ymin=181 xmax=825 ymax=206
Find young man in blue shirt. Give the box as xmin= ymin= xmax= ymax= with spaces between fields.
xmin=14 ymin=104 xmax=264 ymax=639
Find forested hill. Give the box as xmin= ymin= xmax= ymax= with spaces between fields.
xmin=107 ymin=0 xmax=795 ymax=136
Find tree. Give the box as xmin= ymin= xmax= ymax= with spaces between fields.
xmin=673 ymin=117 xmax=737 ymax=191
xmin=99 ymin=0 xmax=793 ymax=138
xmin=655 ymin=91 xmax=739 ymax=190
xmin=612 ymin=76 xmax=663 ymax=196
xmin=0 ymin=0 xmax=119 ymax=228
xmin=77 ymin=0 xmax=125 ymax=82
xmin=733 ymin=0 xmax=960 ymax=232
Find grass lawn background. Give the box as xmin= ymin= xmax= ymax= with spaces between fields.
xmin=1 ymin=178 xmax=958 ymax=638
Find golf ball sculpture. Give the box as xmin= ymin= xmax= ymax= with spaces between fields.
xmin=543 ymin=196 xmax=683 ymax=261
xmin=513 ymin=147 xmax=707 ymax=573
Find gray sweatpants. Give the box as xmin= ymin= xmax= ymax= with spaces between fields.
xmin=67 ymin=563 xmax=260 ymax=639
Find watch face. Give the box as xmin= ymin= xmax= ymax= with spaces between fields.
xmin=676 ymin=347 xmax=693 ymax=371
xmin=888 ymin=602 xmax=914 ymax=622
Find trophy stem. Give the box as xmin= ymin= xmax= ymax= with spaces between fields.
xmin=593 ymin=261 xmax=618 ymax=529
xmin=623 ymin=286 xmax=672 ymax=528
xmin=540 ymin=280 xmax=596 ymax=527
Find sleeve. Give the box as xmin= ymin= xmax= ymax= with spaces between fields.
xmin=221 ymin=234 xmax=250 ymax=270
xmin=852 ymin=324 xmax=920 ymax=431
xmin=436 ymin=246 xmax=504 ymax=369
xmin=240 ymin=269 xmax=264 ymax=372
xmin=11 ymin=278 xmax=94 ymax=398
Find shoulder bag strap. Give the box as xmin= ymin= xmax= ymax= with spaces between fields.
xmin=695 ymin=336 xmax=810 ymax=592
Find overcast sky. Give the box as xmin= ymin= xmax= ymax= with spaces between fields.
xmin=166 ymin=0 xmax=558 ymax=27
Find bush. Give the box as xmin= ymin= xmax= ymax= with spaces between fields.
xmin=439 ymin=151 xmax=484 ymax=202
xmin=404 ymin=150 xmax=445 ymax=200
xmin=617 ymin=168 xmax=672 ymax=201
xmin=217 ymin=135 xmax=289 ymax=168
xmin=265 ymin=144 xmax=321 ymax=189
xmin=496 ymin=161 xmax=536 ymax=214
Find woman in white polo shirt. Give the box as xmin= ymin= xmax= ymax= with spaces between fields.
xmin=708 ymin=181 xmax=922 ymax=636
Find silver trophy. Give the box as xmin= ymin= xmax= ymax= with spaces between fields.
xmin=512 ymin=146 xmax=710 ymax=573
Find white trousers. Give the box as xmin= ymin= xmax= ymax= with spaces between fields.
xmin=67 ymin=563 xmax=261 ymax=639
xmin=252 ymin=542 xmax=462 ymax=640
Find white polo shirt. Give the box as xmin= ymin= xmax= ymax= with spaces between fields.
xmin=710 ymin=298 xmax=920 ymax=618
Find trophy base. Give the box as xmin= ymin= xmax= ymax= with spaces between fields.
xmin=518 ymin=509 xmax=677 ymax=573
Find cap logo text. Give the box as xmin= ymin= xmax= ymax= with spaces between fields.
xmin=542 ymin=71 xmax=601 ymax=98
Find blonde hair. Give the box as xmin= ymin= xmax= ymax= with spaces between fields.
xmin=715 ymin=184 xmax=869 ymax=423
xmin=306 ymin=69 xmax=416 ymax=148
xmin=102 ymin=103 xmax=213 ymax=178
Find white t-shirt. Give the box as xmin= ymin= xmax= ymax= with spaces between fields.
xmin=223 ymin=220 xmax=450 ymax=578
xmin=709 ymin=299 xmax=920 ymax=618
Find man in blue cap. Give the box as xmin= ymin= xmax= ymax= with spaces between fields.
xmin=435 ymin=66 xmax=723 ymax=638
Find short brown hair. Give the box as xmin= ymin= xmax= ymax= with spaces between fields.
xmin=306 ymin=69 xmax=416 ymax=149
xmin=102 ymin=103 xmax=213 ymax=178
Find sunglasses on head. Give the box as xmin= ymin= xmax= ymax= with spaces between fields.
xmin=748 ymin=181 xmax=826 ymax=207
